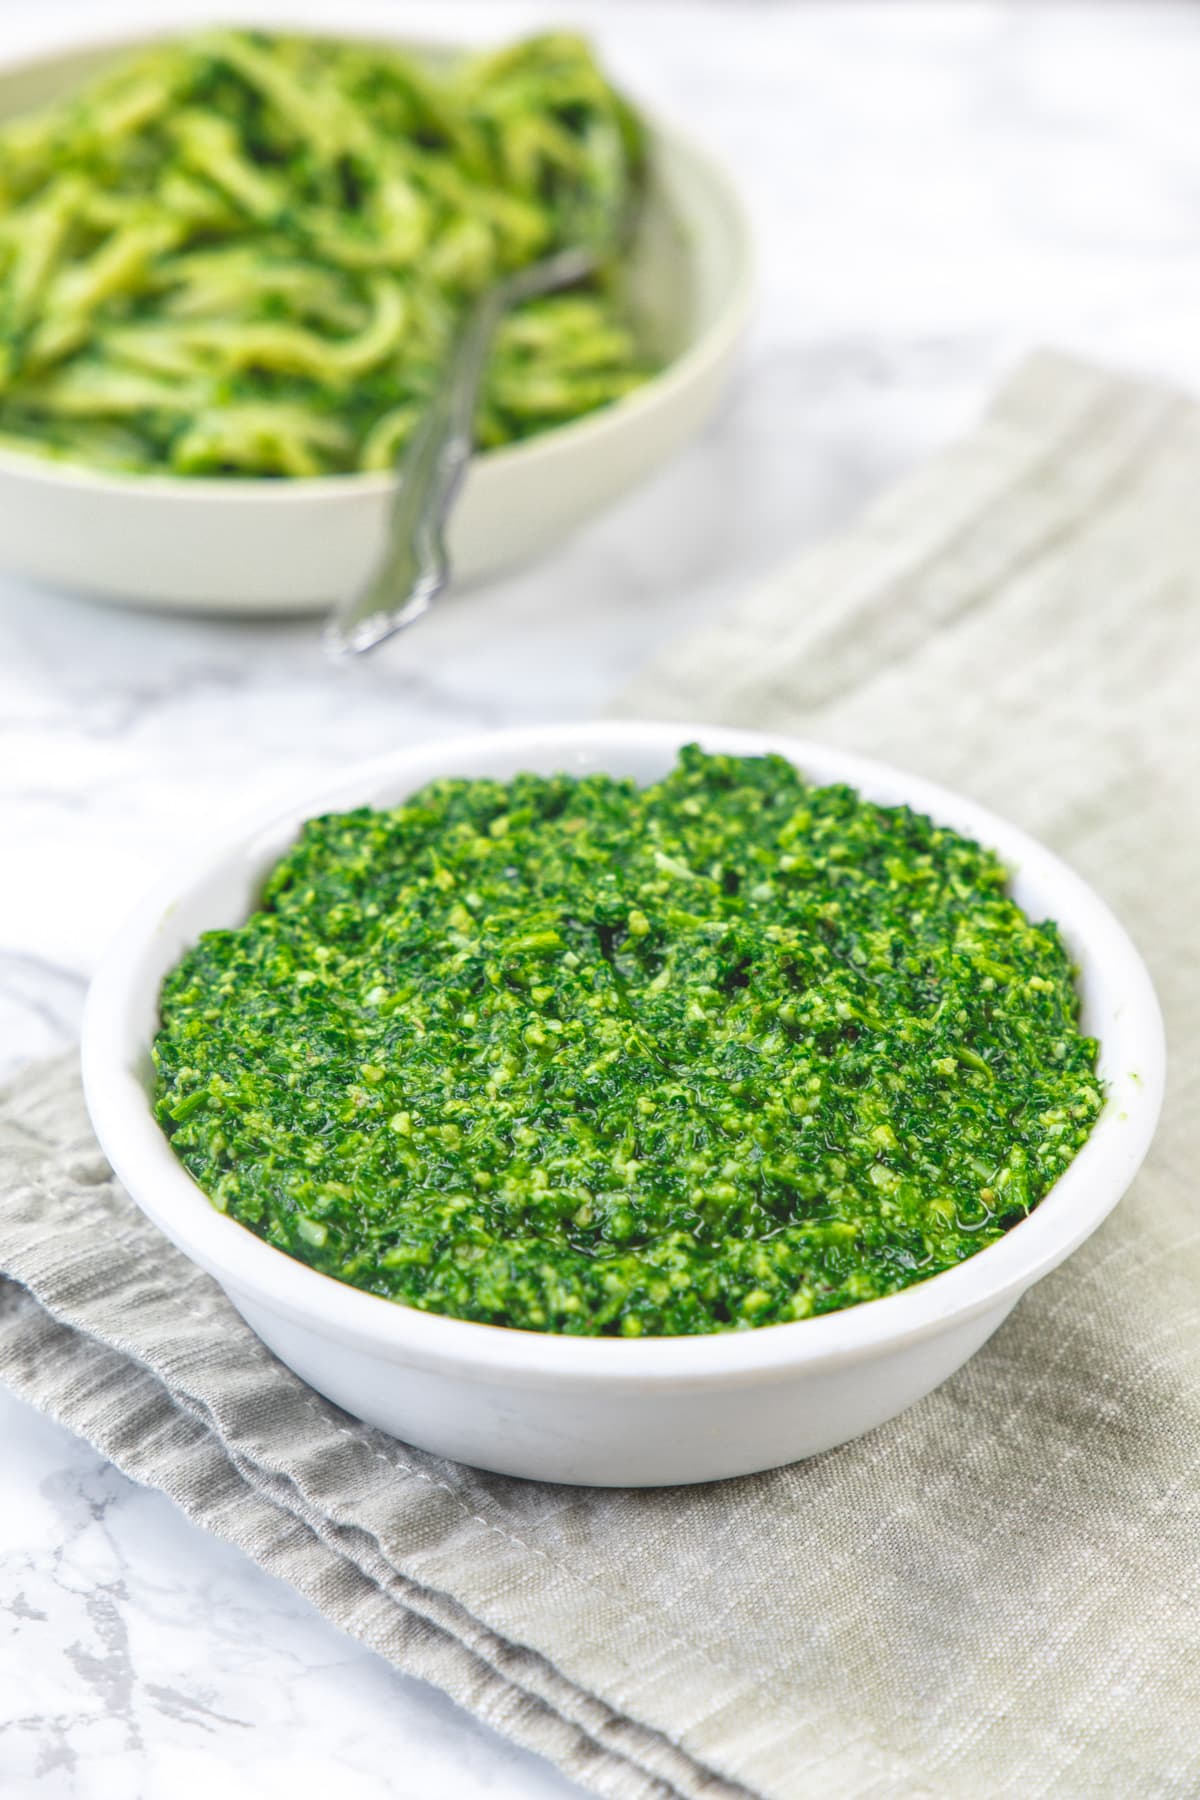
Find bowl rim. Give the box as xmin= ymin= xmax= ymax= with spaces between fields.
xmin=82 ymin=720 xmax=1166 ymax=1388
xmin=0 ymin=12 xmax=754 ymax=504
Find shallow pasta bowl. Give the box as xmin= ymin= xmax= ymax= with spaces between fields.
xmin=81 ymin=722 xmax=1165 ymax=1486
xmin=0 ymin=13 xmax=752 ymax=612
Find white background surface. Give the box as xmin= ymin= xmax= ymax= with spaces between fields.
xmin=3 ymin=2 xmax=1200 ymax=1795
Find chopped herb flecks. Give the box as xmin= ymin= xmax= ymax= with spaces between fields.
xmin=153 ymin=748 xmax=1104 ymax=1336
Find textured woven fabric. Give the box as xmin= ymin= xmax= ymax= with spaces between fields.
xmin=3 ymin=352 xmax=1197 ymax=1799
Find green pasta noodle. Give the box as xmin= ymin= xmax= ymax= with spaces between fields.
xmin=0 ymin=29 xmax=653 ymax=476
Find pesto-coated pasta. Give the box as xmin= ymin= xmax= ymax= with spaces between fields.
xmin=0 ymin=30 xmax=652 ymax=476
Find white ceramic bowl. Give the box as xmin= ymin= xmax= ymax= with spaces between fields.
xmin=82 ymin=723 xmax=1164 ymax=1486
xmin=0 ymin=22 xmax=751 ymax=612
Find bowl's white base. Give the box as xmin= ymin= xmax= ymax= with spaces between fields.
xmin=229 ymin=1289 xmax=1020 ymax=1487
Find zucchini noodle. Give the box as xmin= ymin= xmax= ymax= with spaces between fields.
xmin=0 ymin=30 xmax=652 ymax=476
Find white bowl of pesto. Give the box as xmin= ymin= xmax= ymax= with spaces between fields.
xmin=82 ymin=723 xmax=1164 ymax=1487
xmin=0 ymin=12 xmax=751 ymax=611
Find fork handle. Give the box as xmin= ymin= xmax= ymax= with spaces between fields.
xmin=322 ymin=286 xmax=504 ymax=658
xmin=323 ymin=247 xmax=597 ymax=659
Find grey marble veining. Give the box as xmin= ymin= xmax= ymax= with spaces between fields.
xmin=4 ymin=1 xmax=1200 ymax=1794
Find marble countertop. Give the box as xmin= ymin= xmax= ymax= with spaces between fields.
xmin=4 ymin=1 xmax=1200 ymax=1793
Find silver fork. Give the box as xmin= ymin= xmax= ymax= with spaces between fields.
xmin=322 ymin=243 xmax=600 ymax=660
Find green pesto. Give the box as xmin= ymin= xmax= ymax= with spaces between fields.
xmin=153 ymin=749 xmax=1104 ymax=1337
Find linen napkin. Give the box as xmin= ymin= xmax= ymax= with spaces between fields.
xmin=3 ymin=350 xmax=1198 ymax=1800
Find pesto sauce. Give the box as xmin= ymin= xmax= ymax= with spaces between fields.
xmin=153 ymin=748 xmax=1104 ymax=1336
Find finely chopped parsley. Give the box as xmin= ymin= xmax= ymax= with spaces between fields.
xmin=152 ymin=748 xmax=1104 ymax=1336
